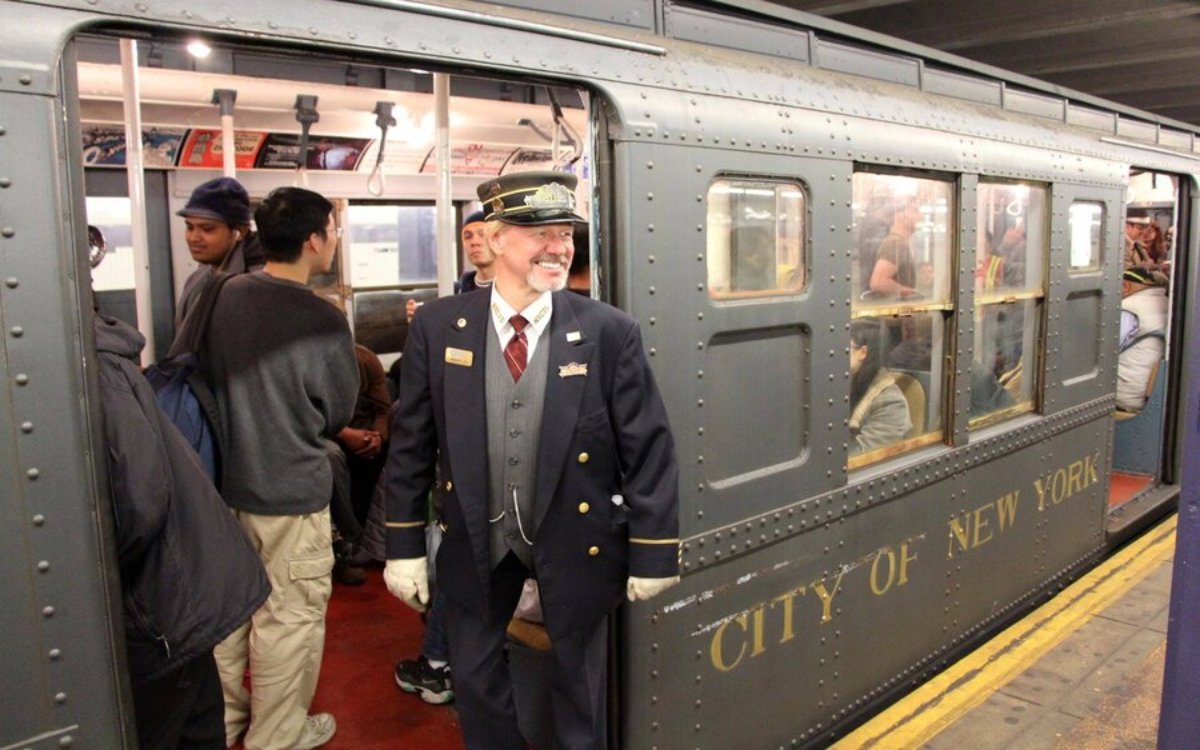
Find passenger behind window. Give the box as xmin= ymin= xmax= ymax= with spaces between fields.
xmin=731 ymin=225 xmax=775 ymax=292
xmin=1117 ymin=267 xmax=1168 ymax=413
xmin=849 ymin=318 xmax=913 ymax=455
xmin=867 ymin=197 xmax=921 ymax=300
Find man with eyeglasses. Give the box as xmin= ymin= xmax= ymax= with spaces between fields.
xmin=206 ymin=187 xmax=359 ymax=750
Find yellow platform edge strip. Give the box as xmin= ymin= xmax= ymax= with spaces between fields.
xmin=832 ymin=513 xmax=1177 ymax=750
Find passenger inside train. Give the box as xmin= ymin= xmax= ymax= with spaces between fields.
xmin=849 ymin=317 xmax=913 ymax=454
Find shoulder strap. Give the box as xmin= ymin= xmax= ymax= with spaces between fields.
xmin=169 ymin=272 xmax=233 ymax=357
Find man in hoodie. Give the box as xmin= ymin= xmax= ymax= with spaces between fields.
xmin=95 ymin=313 xmax=269 ymax=749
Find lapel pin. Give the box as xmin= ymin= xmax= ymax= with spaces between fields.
xmin=455 ymin=317 xmax=468 ymax=330
xmin=559 ymin=362 xmax=588 ymax=378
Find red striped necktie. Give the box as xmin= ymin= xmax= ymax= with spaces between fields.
xmin=504 ymin=315 xmax=529 ymax=382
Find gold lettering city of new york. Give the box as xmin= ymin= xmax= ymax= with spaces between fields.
xmin=705 ymin=451 xmax=1101 ymax=672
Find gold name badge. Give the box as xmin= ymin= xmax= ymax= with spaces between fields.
xmin=559 ymin=362 xmax=588 ymax=378
xmin=445 ymin=347 xmax=474 ymax=367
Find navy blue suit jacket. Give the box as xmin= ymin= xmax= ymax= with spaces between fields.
xmin=383 ymin=289 xmax=679 ymax=637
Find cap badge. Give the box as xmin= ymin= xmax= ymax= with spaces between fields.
xmin=524 ymin=182 xmax=576 ymax=212
xmin=558 ymin=362 xmax=588 ymax=378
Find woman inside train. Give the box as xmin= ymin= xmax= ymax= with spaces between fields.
xmin=849 ymin=317 xmax=913 ymax=455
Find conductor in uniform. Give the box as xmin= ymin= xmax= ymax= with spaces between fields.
xmin=382 ymin=170 xmax=680 ymax=750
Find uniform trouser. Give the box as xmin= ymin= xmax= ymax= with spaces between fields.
xmin=131 ymin=652 xmax=225 ymax=750
xmin=213 ymin=508 xmax=334 ymax=750
xmin=444 ymin=552 xmax=609 ymax=750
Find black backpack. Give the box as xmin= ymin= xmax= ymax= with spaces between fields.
xmin=143 ymin=273 xmax=232 ymax=487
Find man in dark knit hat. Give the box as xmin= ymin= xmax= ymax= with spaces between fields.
xmin=383 ymin=171 xmax=680 ymax=750
xmin=175 ymin=177 xmax=264 ymax=326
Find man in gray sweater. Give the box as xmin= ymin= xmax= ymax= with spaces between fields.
xmin=207 ymin=187 xmax=358 ymax=750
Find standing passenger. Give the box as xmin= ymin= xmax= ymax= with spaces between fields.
xmin=96 ymin=312 xmax=269 ymax=750
xmin=382 ymin=171 xmax=681 ymax=750
xmin=208 ymin=187 xmax=359 ymax=750
xmin=868 ymin=198 xmax=920 ymax=298
xmin=174 ymin=177 xmax=263 ymax=326
xmin=393 ymin=209 xmax=497 ymax=704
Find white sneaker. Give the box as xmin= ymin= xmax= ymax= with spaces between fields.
xmin=292 ymin=713 xmax=337 ymax=750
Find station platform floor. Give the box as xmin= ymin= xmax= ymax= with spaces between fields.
xmin=833 ymin=513 xmax=1177 ymax=750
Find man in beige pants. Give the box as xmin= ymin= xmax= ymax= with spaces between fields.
xmin=207 ymin=187 xmax=359 ymax=750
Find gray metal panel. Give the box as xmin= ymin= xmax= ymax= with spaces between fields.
xmin=1059 ymin=291 xmax=1102 ymax=382
xmin=613 ymin=140 xmax=851 ymax=536
xmin=1067 ymin=104 xmax=1118 ymax=134
xmin=924 ymin=67 xmax=1002 ymax=107
xmin=1045 ymin=186 xmax=1123 ymax=415
xmin=1118 ymin=118 xmax=1159 ymax=143
xmin=1160 ymin=128 xmax=1193 ymax=152
xmin=816 ymin=38 xmax=921 ymax=87
xmin=627 ymin=420 xmax=1107 ymax=748
xmin=479 ymin=0 xmax=655 ymax=30
xmin=664 ymin=4 xmax=812 ymax=63
xmin=1005 ymin=88 xmax=1066 ymax=121
xmin=0 ymin=81 xmax=129 ymax=750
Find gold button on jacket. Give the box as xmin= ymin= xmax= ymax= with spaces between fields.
xmin=587 ymin=546 xmax=600 ymax=556
xmin=445 ymin=480 xmax=453 ymax=492
xmin=577 ymin=452 xmax=589 ymax=463
xmin=578 ymin=502 xmax=590 ymax=513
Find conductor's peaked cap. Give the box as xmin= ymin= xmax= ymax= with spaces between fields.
xmin=477 ymin=171 xmax=587 ymax=226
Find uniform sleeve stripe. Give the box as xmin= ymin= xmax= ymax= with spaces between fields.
xmin=385 ymin=521 xmax=425 ymax=529
xmin=630 ymin=537 xmax=680 ymax=545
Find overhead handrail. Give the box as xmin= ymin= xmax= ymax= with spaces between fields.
xmin=293 ymin=94 xmax=320 ymax=187
xmin=367 ymin=101 xmax=397 ymax=197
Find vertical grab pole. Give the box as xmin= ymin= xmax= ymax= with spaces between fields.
xmin=119 ymin=39 xmax=155 ymax=366
xmin=1158 ymin=186 xmax=1200 ymax=748
xmin=212 ymin=89 xmax=238 ymax=178
xmin=433 ymin=73 xmax=455 ymax=298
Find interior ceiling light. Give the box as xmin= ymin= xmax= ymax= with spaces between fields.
xmin=186 ymin=39 xmax=212 ymax=59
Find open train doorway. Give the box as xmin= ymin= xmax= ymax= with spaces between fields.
xmin=1107 ymin=168 xmax=1186 ymax=538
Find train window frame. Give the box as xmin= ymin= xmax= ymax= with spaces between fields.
xmin=1067 ymin=201 xmax=1105 ymax=273
xmin=848 ymin=169 xmax=957 ymax=471
xmin=969 ymin=180 xmax=1049 ymax=430
xmin=705 ymin=176 xmax=808 ymax=300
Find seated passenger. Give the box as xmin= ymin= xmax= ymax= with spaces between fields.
xmin=849 ymin=319 xmax=913 ymax=454
xmin=1117 ymin=267 xmax=1168 ymax=413
xmin=969 ymin=363 xmax=1015 ymax=417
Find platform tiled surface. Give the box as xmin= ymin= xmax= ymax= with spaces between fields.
xmin=922 ymin=559 xmax=1172 ymax=750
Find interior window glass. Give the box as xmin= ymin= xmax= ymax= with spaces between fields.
xmin=847 ymin=312 xmax=946 ymax=468
xmin=706 ymin=178 xmax=806 ymax=298
xmin=971 ymin=182 xmax=1046 ymax=427
xmin=347 ymin=203 xmax=437 ymax=287
xmin=86 ymin=196 xmax=135 ymax=291
xmin=1068 ymin=202 xmax=1104 ymax=272
xmin=848 ymin=172 xmax=954 ymax=469
xmin=852 ymin=173 xmax=953 ymax=308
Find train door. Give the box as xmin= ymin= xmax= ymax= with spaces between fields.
xmin=1108 ymin=168 xmax=1188 ymax=537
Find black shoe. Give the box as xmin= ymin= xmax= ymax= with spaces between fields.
xmin=394 ymin=655 xmax=454 ymax=704
xmin=333 ymin=558 xmax=366 ymax=586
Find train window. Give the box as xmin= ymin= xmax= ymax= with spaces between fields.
xmin=706 ymin=178 xmax=806 ymax=298
xmin=86 ymin=196 xmax=136 ymax=292
xmin=345 ymin=202 xmax=439 ymax=357
xmin=346 ymin=204 xmax=438 ymax=287
xmin=849 ymin=173 xmax=953 ymax=469
xmin=1068 ymin=202 xmax=1104 ymax=272
xmin=970 ymin=182 xmax=1047 ymax=427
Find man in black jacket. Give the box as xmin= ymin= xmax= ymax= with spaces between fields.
xmin=96 ymin=313 xmax=269 ymax=749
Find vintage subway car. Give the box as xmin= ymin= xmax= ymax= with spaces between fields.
xmin=2 ymin=0 xmax=1196 ymax=747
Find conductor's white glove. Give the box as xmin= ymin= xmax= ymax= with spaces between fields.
xmin=626 ymin=575 xmax=681 ymax=602
xmin=384 ymin=557 xmax=430 ymax=612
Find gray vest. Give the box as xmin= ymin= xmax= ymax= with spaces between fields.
xmin=486 ymin=328 xmax=550 ymax=569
